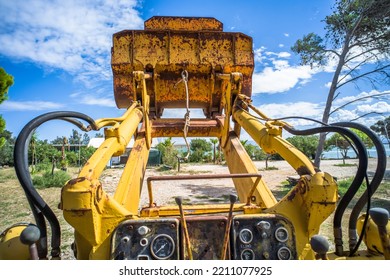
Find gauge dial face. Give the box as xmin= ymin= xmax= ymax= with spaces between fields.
xmin=257 ymin=221 xmax=271 ymax=230
xmin=277 ymin=247 xmax=291 ymax=260
xmin=239 ymin=228 xmax=253 ymax=244
xmin=275 ymin=227 xmax=289 ymax=242
xmin=150 ymin=234 xmax=175 ymax=260
xmin=241 ymin=249 xmax=255 ymax=260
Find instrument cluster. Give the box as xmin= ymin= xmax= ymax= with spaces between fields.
xmin=111 ymin=214 xmax=297 ymax=260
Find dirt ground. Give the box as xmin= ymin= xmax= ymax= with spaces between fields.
xmin=100 ymin=158 xmax=388 ymax=208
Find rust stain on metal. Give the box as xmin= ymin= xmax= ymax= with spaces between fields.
xmin=68 ymin=177 xmax=86 ymax=185
xmin=287 ymin=180 xmax=308 ymax=201
xmin=111 ymin=16 xmax=254 ymax=118
xmin=296 ymin=165 xmax=313 ymax=176
xmin=145 ymin=16 xmax=223 ymax=31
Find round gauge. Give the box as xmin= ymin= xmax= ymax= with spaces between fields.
xmin=241 ymin=249 xmax=255 ymax=260
xmin=257 ymin=221 xmax=271 ymax=230
xmin=239 ymin=228 xmax=253 ymax=244
xmin=277 ymin=247 xmax=292 ymax=260
xmin=275 ymin=227 xmax=289 ymax=242
xmin=150 ymin=234 xmax=175 ymax=260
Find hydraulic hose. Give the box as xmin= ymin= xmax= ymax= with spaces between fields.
xmin=13 ymin=111 xmax=97 ymax=258
xmin=283 ymin=124 xmax=368 ymax=256
xmin=332 ymin=122 xmax=387 ymax=255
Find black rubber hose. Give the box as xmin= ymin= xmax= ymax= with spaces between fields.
xmin=283 ymin=125 xmax=368 ymax=239
xmin=332 ymin=122 xmax=387 ymax=255
xmin=332 ymin=122 xmax=386 ymax=227
xmin=24 ymin=200 xmax=47 ymax=258
xmin=13 ymin=111 xmax=97 ymax=258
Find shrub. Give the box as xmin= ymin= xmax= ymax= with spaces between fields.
xmin=32 ymin=170 xmax=71 ymax=189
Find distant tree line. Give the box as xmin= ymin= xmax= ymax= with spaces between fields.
xmin=0 ymin=129 xmax=96 ymax=169
xmin=1 ymin=120 xmax=387 ymax=170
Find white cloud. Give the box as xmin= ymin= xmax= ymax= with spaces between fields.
xmin=333 ymin=91 xmax=374 ymax=106
xmin=329 ymin=109 xmax=359 ymax=123
xmin=0 ymin=0 xmax=143 ymax=104
xmin=327 ymin=90 xmax=390 ymax=126
xmin=284 ymin=33 xmax=290 ymax=37
xmin=254 ymin=46 xmax=267 ymax=63
xmin=356 ymin=101 xmax=390 ymax=114
xmin=0 ymin=100 xmax=64 ymax=111
xmin=249 ymin=88 xmax=390 ymax=130
xmin=252 ymin=47 xmax=317 ymax=94
xmin=70 ymin=89 xmax=116 ymax=107
xmin=278 ymin=44 xmax=285 ymax=48
xmin=252 ymin=65 xmax=314 ymax=94
xmin=272 ymin=60 xmax=289 ymax=70
xmin=76 ymin=95 xmax=117 ymax=107
xmin=254 ymin=48 xmax=292 ymax=64
xmin=255 ymin=102 xmax=323 ymax=127
xmin=277 ymin=52 xmax=291 ymax=58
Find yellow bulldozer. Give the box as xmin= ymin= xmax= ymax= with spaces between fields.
xmin=0 ymin=16 xmax=389 ymax=261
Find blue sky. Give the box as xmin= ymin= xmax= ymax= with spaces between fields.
xmin=0 ymin=0 xmax=389 ymax=142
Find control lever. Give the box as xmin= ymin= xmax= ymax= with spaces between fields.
xmin=369 ymin=208 xmax=390 ymax=260
xmin=310 ymin=235 xmax=329 ymax=260
xmin=20 ymin=225 xmax=41 ymax=260
xmin=221 ymin=194 xmax=238 ymax=260
xmin=175 ymin=196 xmax=193 ymax=260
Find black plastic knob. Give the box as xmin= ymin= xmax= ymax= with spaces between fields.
xmin=20 ymin=225 xmax=40 ymax=246
xmin=175 ymin=196 xmax=183 ymax=206
xmin=369 ymin=208 xmax=389 ymax=227
xmin=229 ymin=194 xmax=238 ymax=204
xmin=310 ymin=235 xmax=329 ymax=255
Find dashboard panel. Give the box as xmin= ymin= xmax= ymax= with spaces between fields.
xmin=111 ymin=214 xmax=297 ymax=260
xmin=232 ymin=214 xmax=297 ymax=260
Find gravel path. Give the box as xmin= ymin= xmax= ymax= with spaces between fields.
xmin=100 ymin=158 xmax=388 ymax=209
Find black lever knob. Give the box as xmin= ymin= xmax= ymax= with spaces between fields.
xmin=229 ymin=194 xmax=238 ymax=204
xmin=369 ymin=207 xmax=390 ymax=260
xmin=310 ymin=235 xmax=329 ymax=260
xmin=20 ymin=225 xmax=40 ymax=260
xmin=175 ymin=196 xmax=183 ymax=207
xmin=369 ymin=208 xmax=389 ymax=227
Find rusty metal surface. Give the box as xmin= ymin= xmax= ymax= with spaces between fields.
xmin=140 ymin=203 xmax=247 ymax=218
xmin=111 ymin=17 xmax=254 ymax=117
xmin=145 ymin=16 xmax=223 ymax=31
xmin=181 ymin=216 xmax=228 ymax=260
xmin=151 ymin=118 xmax=221 ymax=137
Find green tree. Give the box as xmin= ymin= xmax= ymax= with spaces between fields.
xmin=0 ymin=130 xmax=15 ymax=166
xmin=189 ymin=138 xmax=212 ymax=162
xmin=0 ymin=67 xmax=14 ymax=147
xmin=69 ymin=129 xmax=81 ymax=145
xmin=51 ymin=136 xmax=65 ymax=145
xmin=325 ymin=129 xmax=374 ymax=164
xmin=240 ymin=139 xmax=267 ymax=161
xmin=286 ymin=135 xmax=319 ymax=159
xmin=81 ymin=133 xmax=90 ymax=145
xmin=79 ymin=146 xmax=96 ymax=166
xmin=370 ymin=116 xmax=390 ymax=148
xmin=209 ymin=138 xmax=219 ymax=164
xmin=155 ymin=137 xmax=178 ymax=168
xmin=29 ymin=132 xmax=38 ymax=172
xmin=292 ymin=0 xmax=390 ymax=167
